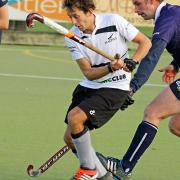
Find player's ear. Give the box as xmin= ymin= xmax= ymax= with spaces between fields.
xmin=150 ymin=0 xmax=156 ymax=5
xmin=86 ymin=8 xmax=94 ymax=16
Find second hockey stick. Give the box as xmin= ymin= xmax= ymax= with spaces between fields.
xmin=27 ymin=145 xmax=70 ymax=177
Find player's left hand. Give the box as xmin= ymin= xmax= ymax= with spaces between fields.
xmin=124 ymin=58 xmax=139 ymax=72
xmin=159 ymin=64 xmax=177 ymax=84
xmin=120 ymin=89 xmax=134 ymax=111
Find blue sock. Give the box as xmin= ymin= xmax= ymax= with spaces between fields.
xmin=122 ymin=121 xmax=158 ymax=173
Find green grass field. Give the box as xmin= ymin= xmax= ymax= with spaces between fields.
xmin=0 ymin=44 xmax=179 ymax=180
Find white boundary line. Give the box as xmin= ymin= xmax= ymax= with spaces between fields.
xmin=0 ymin=47 xmax=69 ymax=53
xmin=0 ymin=73 xmax=80 ymax=81
xmin=0 ymin=73 xmax=166 ymax=87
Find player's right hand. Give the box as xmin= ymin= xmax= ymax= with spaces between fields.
xmin=159 ymin=64 xmax=177 ymax=84
xmin=111 ymin=53 xmax=126 ymax=71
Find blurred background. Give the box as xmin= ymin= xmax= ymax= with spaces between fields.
xmin=1 ymin=0 xmax=179 ymax=46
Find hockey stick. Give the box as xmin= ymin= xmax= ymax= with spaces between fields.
xmin=27 ymin=145 xmax=70 ymax=177
xmin=26 ymin=13 xmax=116 ymax=62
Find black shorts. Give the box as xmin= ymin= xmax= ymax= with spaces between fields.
xmin=170 ymin=78 xmax=180 ymax=100
xmin=64 ymin=85 xmax=129 ymax=130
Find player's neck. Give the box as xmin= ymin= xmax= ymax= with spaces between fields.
xmin=83 ymin=15 xmax=96 ymax=34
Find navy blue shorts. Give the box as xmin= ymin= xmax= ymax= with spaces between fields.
xmin=65 ymin=85 xmax=129 ymax=130
xmin=169 ymin=78 xmax=180 ymax=100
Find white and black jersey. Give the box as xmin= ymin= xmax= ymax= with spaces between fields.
xmin=65 ymin=13 xmax=139 ymax=91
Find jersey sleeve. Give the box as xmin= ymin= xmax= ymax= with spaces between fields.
xmin=0 ymin=0 xmax=8 ymax=7
xmin=64 ymin=37 xmax=85 ymax=61
xmin=114 ymin=14 xmax=139 ymax=41
xmin=152 ymin=15 xmax=176 ymax=43
xmin=130 ymin=38 xmax=167 ymax=93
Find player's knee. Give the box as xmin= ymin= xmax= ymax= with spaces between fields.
xmin=169 ymin=120 xmax=180 ymax=137
xmin=144 ymin=104 xmax=164 ymax=125
xmin=144 ymin=105 xmax=158 ymax=121
xmin=67 ymin=108 xmax=83 ymax=127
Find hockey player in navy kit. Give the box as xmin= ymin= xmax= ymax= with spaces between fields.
xmin=97 ymin=1 xmax=180 ymax=180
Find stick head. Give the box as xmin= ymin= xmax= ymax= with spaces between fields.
xmin=27 ymin=164 xmax=41 ymax=177
xmin=26 ymin=13 xmax=44 ymax=28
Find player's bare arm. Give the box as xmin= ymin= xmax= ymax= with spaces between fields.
xmin=76 ymin=57 xmax=123 ymax=80
xmin=131 ymin=32 xmax=151 ymax=62
xmin=0 ymin=4 xmax=9 ymax=29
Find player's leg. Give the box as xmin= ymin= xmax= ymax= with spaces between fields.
xmin=64 ymin=127 xmax=111 ymax=179
xmin=63 ymin=85 xmax=98 ymax=179
xmin=64 ymin=126 xmax=76 ymax=150
xmin=68 ymin=106 xmax=99 ymax=179
xmin=97 ymin=79 xmax=180 ymax=179
xmin=169 ymin=113 xmax=180 ymax=137
xmin=120 ymin=83 xmax=180 ymax=171
xmin=144 ymin=84 xmax=180 ymax=126
xmin=66 ymin=86 xmax=128 ymax=179
xmin=64 ymin=85 xmax=114 ymax=179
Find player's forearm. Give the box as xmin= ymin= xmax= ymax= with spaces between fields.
xmin=130 ymin=38 xmax=167 ymax=93
xmin=83 ymin=65 xmax=111 ymax=80
xmin=132 ymin=37 xmax=151 ymax=62
xmin=131 ymin=32 xmax=152 ymax=62
xmin=170 ymin=59 xmax=179 ymax=72
xmin=0 ymin=19 xmax=9 ymax=29
xmin=0 ymin=5 xmax=9 ymax=29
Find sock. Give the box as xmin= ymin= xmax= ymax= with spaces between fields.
xmin=71 ymin=142 xmax=107 ymax=177
xmin=72 ymin=127 xmax=95 ymax=169
xmin=122 ymin=121 xmax=158 ymax=173
xmin=91 ymin=147 xmax=107 ymax=177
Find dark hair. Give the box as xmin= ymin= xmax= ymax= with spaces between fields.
xmin=62 ymin=0 xmax=96 ymax=13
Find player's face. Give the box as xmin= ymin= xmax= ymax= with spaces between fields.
xmin=132 ymin=0 xmax=156 ymax=20
xmin=67 ymin=7 xmax=94 ymax=33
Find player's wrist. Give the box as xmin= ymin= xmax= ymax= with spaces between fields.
xmin=170 ymin=60 xmax=179 ymax=72
xmin=107 ymin=62 xmax=115 ymax=73
xmin=124 ymin=58 xmax=139 ymax=72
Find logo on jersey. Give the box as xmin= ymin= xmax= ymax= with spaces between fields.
xmin=152 ymin=32 xmax=160 ymax=37
xmin=99 ymin=74 xmax=126 ymax=83
xmin=68 ymin=46 xmax=76 ymax=52
xmin=89 ymin=110 xmax=95 ymax=116
xmin=176 ymin=80 xmax=180 ymax=92
xmin=105 ymin=33 xmax=117 ymax=44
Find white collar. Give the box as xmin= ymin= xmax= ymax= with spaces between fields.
xmin=154 ymin=2 xmax=166 ymax=23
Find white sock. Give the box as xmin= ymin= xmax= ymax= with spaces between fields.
xmin=72 ymin=130 xmax=95 ymax=169
xmin=91 ymin=147 xmax=107 ymax=177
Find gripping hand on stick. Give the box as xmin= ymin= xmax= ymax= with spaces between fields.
xmin=124 ymin=58 xmax=139 ymax=72
xmin=110 ymin=54 xmax=126 ymax=71
xmin=108 ymin=55 xmax=138 ymax=73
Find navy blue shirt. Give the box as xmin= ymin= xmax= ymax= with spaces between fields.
xmin=0 ymin=0 xmax=7 ymax=7
xmin=131 ymin=4 xmax=180 ymax=93
xmin=152 ymin=4 xmax=180 ymax=66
